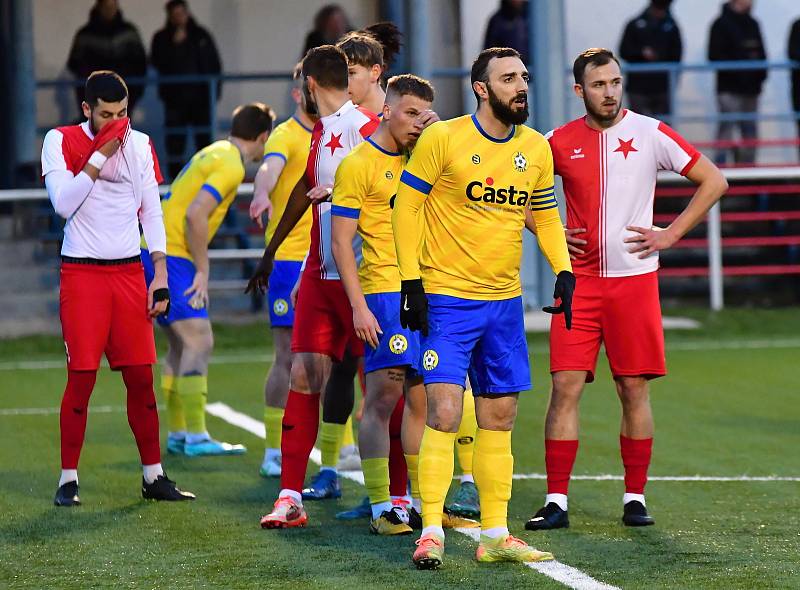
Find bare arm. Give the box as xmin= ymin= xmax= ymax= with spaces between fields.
xmin=250 ymin=155 xmax=287 ymax=228
xmin=625 ymin=154 xmax=728 ymax=258
xmin=184 ymin=190 xmax=219 ymax=308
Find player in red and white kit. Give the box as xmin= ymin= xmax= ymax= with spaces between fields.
xmin=525 ymin=49 xmax=727 ymax=529
xmin=42 ymin=71 xmax=195 ymax=506
xmin=247 ymin=45 xmax=379 ymax=528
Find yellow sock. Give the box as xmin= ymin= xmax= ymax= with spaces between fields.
xmin=161 ymin=374 xmax=186 ymax=433
xmin=264 ymin=406 xmax=284 ymax=450
xmin=176 ymin=375 xmax=207 ymax=435
xmin=472 ymin=428 xmax=513 ymax=530
xmin=418 ymin=426 xmax=456 ymax=529
xmin=319 ymin=421 xmax=346 ymax=468
xmin=361 ymin=457 xmax=390 ymax=506
xmin=456 ymin=391 xmax=477 ymax=476
xmin=404 ymin=453 xmax=420 ymax=500
xmin=341 ymin=414 xmax=355 ymax=448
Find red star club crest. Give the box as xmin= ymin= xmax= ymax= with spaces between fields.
xmin=614 ymin=137 xmax=638 ymax=159
xmin=325 ymin=133 xmax=343 ymax=155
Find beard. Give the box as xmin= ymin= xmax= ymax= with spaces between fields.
xmin=302 ymin=79 xmax=318 ymax=116
xmin=584 ymin=95 xmax=622 ymax=125
xmin=486 ymin=83 xmax=529 ymax=126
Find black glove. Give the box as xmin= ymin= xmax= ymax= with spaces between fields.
xmin=542 ymin=271 xmax=576 ymax=330
xmin=245 ymin=253 xmax=274 ymax=295
xmin=400 ymin=279 xmax=428 ymax=336
xmin=153 ymin=287 xmax=170 ymax=316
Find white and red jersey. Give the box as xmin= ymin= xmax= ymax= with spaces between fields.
xmin=304 ymin=100 xmax=379 ymax=280
xmin=42 ymin=121 xmax=165 ymax=260
xmin=548 ymin=110 xmax=700 ymax=277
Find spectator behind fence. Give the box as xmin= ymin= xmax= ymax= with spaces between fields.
xmin=618 ymin=0 xmax=682 ymax=118
xmin=151 ymin=0 xmax=222 ymax=179
xmin=788 ymin=17 xmax=800 ymax=160
xmin=302 ymin=4 xmax=352 ymax=57
xmin=67 ymin=0 xmax=147 ymax=117
xmin=708 ymin=0 xmax=767 ymax=165
xmin=483 ymin=0 xmax=529 ymax=64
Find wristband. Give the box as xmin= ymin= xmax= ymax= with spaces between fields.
xmin=87 ymin=151 xmax=108 ymax=170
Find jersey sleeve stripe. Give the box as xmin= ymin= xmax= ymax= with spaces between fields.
xmin=530 ymin=196 xmax=557 ymax=205
xmin=531 ymin=185 xmax=555 ymax=194
xmin=331 ymin=204 xmax=360 ymax=219
xmin=201 ymin=183 xmax=224 ymax=203
xmin=400 ymin=170 xmax=433 ymax=195
xmin=530 ymin=202 xmax=559 ymax=211
xmin=530 ymin=191 xmax=556 ymax=200
xmin=263 ymin=152 xmax=288 ymax=163
xmin=680 ymin=152 xmax=701 ymax=176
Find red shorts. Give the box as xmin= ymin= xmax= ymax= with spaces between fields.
xmin=549 ymin=271 xmax=665 ymax=382
xmin=291 ymin=274 xmax=363 ymax=361
xmin=59 ymin=262 xmax=157 ymax=371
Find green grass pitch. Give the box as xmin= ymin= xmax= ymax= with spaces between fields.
xmin=0 ymin=309 xmax=798 ymax=589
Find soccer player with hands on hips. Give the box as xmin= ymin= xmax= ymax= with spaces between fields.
xmin=525 ymin=49 xmax=727 ymax=532
xmin=392 ymin=47 xmax=575 ymax=569
xmin=142 ymin=103 xmax=275 ymax=458
xmin=42 ymin=71 xmax=194 ymax=506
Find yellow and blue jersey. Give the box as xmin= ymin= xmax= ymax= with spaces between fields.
xmin=162 ymin=140 xmax=245 ymax=260
xmin=395 ymin=115 xmax=560 ymax=300
xmin=331 ymin=138 xmax=406 ymax=294
xmin=263 ymin=116 xmax=313 ymax=262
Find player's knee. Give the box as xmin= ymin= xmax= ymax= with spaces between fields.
xmin=551 ymin=373 xmax=584 ymax=406
xmin=426 ymin=400 xmax=461 ymax=432
xmin=616 ymin=377 xmax=649 ymax=406
xmin=475 ymin=400 xmax=517 ymax=431
xmin=289 ymin=360 xmax=323 ymax=393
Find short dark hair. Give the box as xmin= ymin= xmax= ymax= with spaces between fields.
xmin=337 ymin=31 xmax=384 ymax=69
xmin=302 ymin=45 xmax=349 ymax=90
xmin=573 ymin=48 xmax=620 ymax=85
xmin=386 ymin=74 xmax=434 ymax=103
xmin=84 ymin=70 xmax=128 ymax=107
xmin=470 ymin=47 xmax=521 ymax=102
xmin=230 ymin=102 xmax=275 ymax=140
xmin=165 ymin=0 xmax=187 ymax=12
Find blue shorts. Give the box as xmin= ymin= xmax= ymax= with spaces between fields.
xmin=268 ymin=260 xmax=303 ymax=328
xmin=421 ymin=295 xmax=531 ymax=394
xmin=142 ymin=249 xmax=208 ymax=327
xmin=364 ymin=292 xmax=421 ymax=376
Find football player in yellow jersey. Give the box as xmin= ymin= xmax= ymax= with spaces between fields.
xmin=331 ymin=74 xmax=436 ymax=535
xmin=248 ymin=64 xmax=316 ymax=478
xmin=142 ymin=103 xmax=274 ymax=457
xmin=392 ymin=48 xmax=575 ymax=569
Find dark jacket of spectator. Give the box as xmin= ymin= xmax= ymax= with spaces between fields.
xmin=619 ymin=4 xmax=682 ymax=96
xmin=302 ymin=4 xmax=352 ymax=57
xmin=483 ymin=0 xmax=529 ymax=64
xmin=151 ymin=15 xmax=222 ymax=106
xmin=789 ymin=18 xmax=800 ymax=111
xmin=67 ymin=5 xmax=147 ymax=111
xmin=708 ymin=2 xmax=767 ymax=96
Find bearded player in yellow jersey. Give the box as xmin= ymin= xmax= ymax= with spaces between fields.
xmin=392 ymin=48 xmax=576 ymax=569
xmin=249 ymin=64 xmax=316 ymax=478
xmin=142 ymin=103 xmax=274 ymax=457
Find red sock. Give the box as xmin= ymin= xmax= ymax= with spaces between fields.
xmin=122 ymin=365 xmax=162 ymax=466
xmin=281 ymin=389 xmax=320 ymax=493
xmin=620 ymin=435 xmax=652 ymax=494
xmin=60 ymin=370 xmax=98 ymax=469
xmin=545 ymin=439 xmax=579 ymax=495
xmin=388 ymin=396 xmax=408 ymax=496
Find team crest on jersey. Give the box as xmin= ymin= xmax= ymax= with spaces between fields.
xmin=512 ymin=151 xmax=528 ymax=172
xmin=422 ymin=349 xmax=439 ymax=371
xmin=273 ymin=299 xmax=289 ymax=316
xmin=385 ymin=170 xmax=394 ymax=180
xmin=388 ymin=334 xmax=408 ymax=354
xmin=472 ymin=154 xmax=481 ymax=165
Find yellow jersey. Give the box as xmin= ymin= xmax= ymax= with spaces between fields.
xmin=394 ymin=114 xmax=567 ymax=300
xmin=263 ymin=116 xmax=313 ymax=261
xmin=331 ymin=138 xmax=406 ymax=294
xmin=162 ymin=140 xmax=245 ymax=260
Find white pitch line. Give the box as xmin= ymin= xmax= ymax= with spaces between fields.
xmin=205 ymin=402 xmax=618 ymax=590
xmin=2 ymin=337 xmax=799 ymax=372
xmin=509 ymin=473 xmax=800 ymax=482
xmin=0 ymin=404 xmax=164 ymax=416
